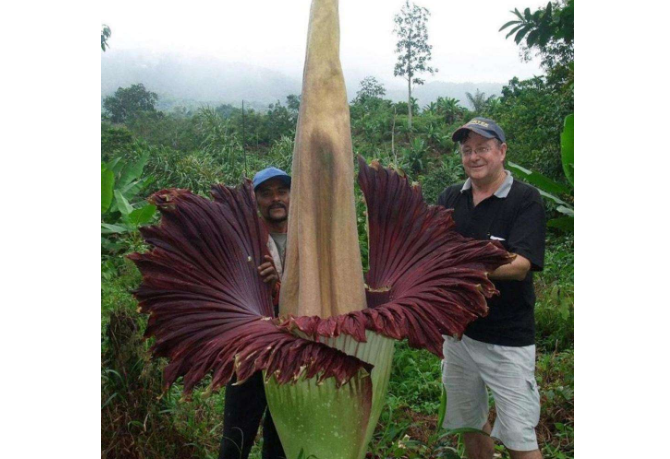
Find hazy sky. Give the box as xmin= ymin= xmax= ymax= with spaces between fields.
xmin=102 ymin=0 xmax=546 ymax=88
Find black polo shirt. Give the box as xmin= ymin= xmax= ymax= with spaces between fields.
xmin=437 ymin=174 xmax=546 ymax=346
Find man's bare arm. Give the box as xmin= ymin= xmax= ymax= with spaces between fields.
xmin=488 ymin=253 xmax=531 ymax=281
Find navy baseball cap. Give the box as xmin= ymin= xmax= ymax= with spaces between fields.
xmin=452 ymin=117 xmax=506 ymax=143
xmin=252 ymin=167 xmax=291 ymax=190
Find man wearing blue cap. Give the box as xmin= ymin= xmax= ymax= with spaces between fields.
xmin=438 ymin=118 xmax=546 ymax=459
xmin=253 ymin=167 xmax=292 ymax=295
xmin=218 ymin=167 xmax=291 ymax=459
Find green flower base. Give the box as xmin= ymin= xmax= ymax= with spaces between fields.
xmin=264 ymin=331 xmax=395 ymax=459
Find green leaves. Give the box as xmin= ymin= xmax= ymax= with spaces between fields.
xmin=437 ymin=383 xmax=447 ymax=431
xmin=117 ymin=150 xmax=150 ymax=192
xmin=547 ymin=216 xmax=574 ymax=232
xmin=101 ymin=24 xmax=111 ymax=51
xmin=101 ymin=165 xmax=114 ymax=213
xmin=114 ymin=190 xmax=134 ymax=216
xmin=127 ymin=205 xmax=157 ymax=226
xmin=101 ymin=223 xmax=131 ymax=235
xmin=500 ymin=0 xmax=574 ymax=66
xmin=507 ymin=161 xmax=571 ymax=196
xmin=561 ymin=114 xmax=574 ymax=186
xmin=507 ymin=113 xmax=574 ymax=232
xmin=101 ymin=152 xmax=157 ymax=245
xmin=465 ymin=89 xmax=496 ymax=115
xmin=103 ymin=83 xmax=159 ymax=124
xmin=354 ymin=76 xmax=387 ymax=104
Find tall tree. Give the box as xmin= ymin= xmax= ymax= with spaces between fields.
xmin=285 ymin=95 xmax=301 ymax=124
xmin=499 ymin=0 xmax=574 ymax=71
xmin=353 ymin=76 xmax=386 ymax=104
xmin=101 ymin=24 xmax=111 ymax=51
xmin=465 ymin=89 xmax=496 ymax=115
xmin=393 ymin=1 xmax=437 ymax=130
xmin=103 ymin=84 xmax=159 ymax=124
xmin=286 ymin=94 xmax=301 ymax=113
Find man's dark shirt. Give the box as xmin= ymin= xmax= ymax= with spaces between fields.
xmin=438 ymin=177 xmax=546 ymax=346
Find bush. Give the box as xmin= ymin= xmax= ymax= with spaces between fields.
xmin=535 ymin=233 xmax=574 ymax=352
xmin=419 ymin=154 xmax=465 ymax=205
xmin=127 ymin=111 xmax=202 ymax=152
xmin=102 ymin=261 xmax=224 ymax=459
xmin=491 ymin=76 xmax=573 ymax=181
xmin=102 ymin=123 xmax=135 ymax=161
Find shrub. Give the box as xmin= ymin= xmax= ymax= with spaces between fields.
xmin=535 ymin=234 xmax=574 ymax=352
xmin=419 ymin=154 xmax=465 ymax=205
xmin=102 ymin=123 xmax=135 ymax=161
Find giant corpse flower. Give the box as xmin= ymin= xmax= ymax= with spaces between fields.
xmin=129 ymin=0 xmax=513 ymax=458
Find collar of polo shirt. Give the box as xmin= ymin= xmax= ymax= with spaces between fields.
xmin=460 ymin=170 xmax=514 ymax=198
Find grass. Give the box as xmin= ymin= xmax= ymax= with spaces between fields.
xmin=363 ymin=343 xmax=573 ymax=459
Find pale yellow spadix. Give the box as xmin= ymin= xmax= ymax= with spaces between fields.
xmin=279 ymin=0 xmax=367 ymax=319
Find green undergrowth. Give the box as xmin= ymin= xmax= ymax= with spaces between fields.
xmin=101 ymin=182 xmax=573 ymax=459
xmin=101 ymin=234 xmax=573 ymax=459
xmin=102 ymin=237 xmax=573 ymax=459
xmin=535 ymin=233 xmax=574 ymax=353
xmin=102 ymin=258 xmax=220 ymax=459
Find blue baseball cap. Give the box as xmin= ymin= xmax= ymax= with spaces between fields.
xmin=452 ymin=117 xmax=506 ymax=143
xmin=252 ymin=167 xmax=291 ymax=190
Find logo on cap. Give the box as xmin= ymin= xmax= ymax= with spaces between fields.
xmin=468 ymin=119 xmax=490 ymax=128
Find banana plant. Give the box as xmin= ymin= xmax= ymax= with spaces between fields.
xmin=101 ymin=150 xmax=156 ymax=238
xmin=508 ymin=114 xmax=574 ymax=231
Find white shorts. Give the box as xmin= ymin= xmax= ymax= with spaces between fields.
xmin=441 ymin=335 xmax=540 ymax=452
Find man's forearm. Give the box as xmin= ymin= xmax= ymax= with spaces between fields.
xmin=488 ymin=253 xmax=531 ymax=281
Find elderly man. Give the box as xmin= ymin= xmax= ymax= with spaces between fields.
xmin=438 ymin=118 xmax=546 ymax=459
xmin=218 ymin=167 xmax=290 ymax=459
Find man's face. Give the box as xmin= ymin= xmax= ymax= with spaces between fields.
xmin=256 ymin=178 xmax=290 ymax=223
xmin=460 ymin=132 xmax=507 ymax=184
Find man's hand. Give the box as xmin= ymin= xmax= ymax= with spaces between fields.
xmin=258 ymin=255 xmax=279 ymax=288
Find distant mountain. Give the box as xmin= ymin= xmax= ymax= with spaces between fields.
xmin=102 ymin=50 xmax=302 ymax=111
xmin=386 ymin=81 xmax=505 ymax=109
xmin=102 ymin=50 xmax=505 ymax=111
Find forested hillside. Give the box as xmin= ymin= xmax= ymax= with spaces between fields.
xmin=102 ymin=50 xmax=505 ymax=111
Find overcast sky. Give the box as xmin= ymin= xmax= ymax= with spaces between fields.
xmin=102 ymin=0 xmax=547 ymax=88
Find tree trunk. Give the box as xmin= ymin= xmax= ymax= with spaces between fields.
xmin=391 ymin=107 xmax=397 ymax=164
xmin=406 ymin=42 xmax=413 ymax=131
xmin=407 ymin=77 xmax=412 ymax=130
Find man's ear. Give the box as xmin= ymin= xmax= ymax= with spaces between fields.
xmin=500 ymin=142 xmax=508 ymax=162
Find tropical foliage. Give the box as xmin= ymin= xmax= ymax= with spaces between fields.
xmin=465 ymin=89 xmax=497 ymax=116
xmin=508 ymin=114 xmax=574 ymax=231
xmin=500 ymin=0 xmax=574 ymax=70
xmin=101 ymin=151 xmax=157 ymax=255
xmin=101 ymin=1 xmax=574 ymax=457
xmin=101 ymin=24 xmax=111 ymax=51
xmin=103 ymin=83 xmax=160 ymax=124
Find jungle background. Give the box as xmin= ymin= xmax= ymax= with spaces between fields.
xmin=101 ymin=1 xmax=574 ymax=458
